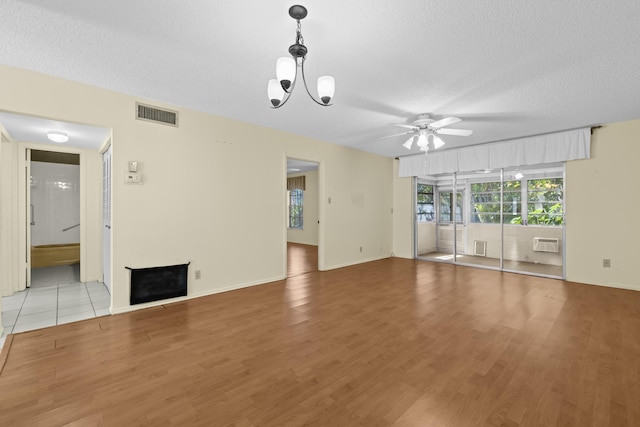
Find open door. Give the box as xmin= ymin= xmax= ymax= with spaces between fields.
xmin=25 ymin=148 xmax=32 ymax=288
xmin=102 ymin=146 xmax=111 ymax=292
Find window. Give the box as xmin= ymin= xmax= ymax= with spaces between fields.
xmin=470 ymin=181 xmax=522 ymax=224
xmin=470 ymin=177 xmax=563 ymax=226
xmin=417 ymin=183 xmax=434 ymax=222
xmin=288 ymin=189 xmax=303 ymax=229
xmin=439 ymin=191 xmax=463 ymax=222
xmin=526 ymin=178 xmax=563 ymax=225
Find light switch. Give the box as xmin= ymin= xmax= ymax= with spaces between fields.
xmin=128 ymin=161 xmax=138 ymax=172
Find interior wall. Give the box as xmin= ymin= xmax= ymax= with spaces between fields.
xmin=566 ymin=119 xmax=640 ymax=291
xmin=0 ymin=65 xmax=393 ymax=314
xmin=392 ymin=160 xmax=414 ymax=258
xmin=417 ymin=222 xmax=436 ymax=255
xmin=286 ymin=170 xmax=319 ymax=246
xmin=0 ymin=126 xmax=18 ymax=297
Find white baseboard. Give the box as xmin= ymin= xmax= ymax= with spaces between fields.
xmin=322 ymin=255 xmax=391 ymax=271
xmin=568 ymin=279 xmax=640 ymax=292
xmin=111 ymin=274 xmax=286 ymax=315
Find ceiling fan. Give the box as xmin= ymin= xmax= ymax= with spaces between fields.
xmin=384 ymin=113 xmax=473 ymax=153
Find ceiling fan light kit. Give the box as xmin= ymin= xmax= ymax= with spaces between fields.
xmin=268 ymin=5 xmax=335 ymax=108
xmin=388 ymin=113 xmax=473 ymax=155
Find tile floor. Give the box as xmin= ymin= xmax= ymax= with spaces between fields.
xmin=1 ymin=266 xmax=111 ymax=350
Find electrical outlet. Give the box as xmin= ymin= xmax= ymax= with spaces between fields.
xmin=359 ymin=246 xmax=363 ymax=253
xmin=195 ymin=270 xmax=202 ymax=279
xmin=603 ymin=259 xmax=611 ymax=268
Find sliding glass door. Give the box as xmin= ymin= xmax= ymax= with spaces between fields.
xmin=501 ymin=167 xmax=564 ymax=277
xmin=416 ymin=175 xmax=463 ymax=264
xmin=462 ymin=170 xmax=504 ymax=270
xmin=415 ymin=164 xmax=565 ymax=278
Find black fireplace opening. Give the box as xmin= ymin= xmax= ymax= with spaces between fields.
xmin=128 ymin=263 xmax=189 ymax=305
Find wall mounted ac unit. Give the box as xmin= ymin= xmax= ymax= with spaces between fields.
xmin=473 ymin=240 xmax=487 ymax=256
xmin=533 ymin=237 xmax=559 ymax=253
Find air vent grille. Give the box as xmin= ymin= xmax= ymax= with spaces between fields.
xmin=473 ymin=240 xmax=487 ymax=257
xmin=136 ymin=102 xmax=178 ymax=127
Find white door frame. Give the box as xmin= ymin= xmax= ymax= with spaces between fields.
xmin=283 ymin=155 xmax=324 ymax=276
xmin=18 ymin=142 xmax=86 ymax=288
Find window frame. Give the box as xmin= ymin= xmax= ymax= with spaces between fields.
xmin=470 ymin=180 xmax=522 ymax=224
xmin=416 ymin=183 xmax=435 ymax=222
xmin=288 ymin=189 xmax=304 ymax=229
xmin=467 ymin=175 xmax=563 ymax=227
xmin=438 ymin=190 xmax=464 ymax=224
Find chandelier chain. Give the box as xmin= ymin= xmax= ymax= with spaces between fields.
xmin=296 ymin=20 xmax=304 ymax=46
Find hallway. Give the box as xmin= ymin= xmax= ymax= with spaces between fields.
xmin=0 ymin=265 xmax=110 ymax=350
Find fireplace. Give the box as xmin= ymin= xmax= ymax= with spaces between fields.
xmin=128 ymin=263 xmax=189 ymax=305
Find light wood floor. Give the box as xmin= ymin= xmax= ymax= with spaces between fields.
xmin=1 ymin=253 xmax=639 ymax=426
xmin=287 ymin=242 xmax=318 ymax=277
xmin=420 ymin=252 xmax=563 ymax=277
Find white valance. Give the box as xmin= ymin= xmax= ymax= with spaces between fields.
xmin=398 ymin=128 xmax=591 ymax=177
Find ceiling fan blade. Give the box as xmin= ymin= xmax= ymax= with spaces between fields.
xmin=380 ymin=131 xmax=414 ymax=140
xmin=436 ymin=128 xmax=473 ymax=136
xmin=429 ymin=116 xmax=461 ymax=129
xmin=393 ymin=124 xmax=419 ymax=130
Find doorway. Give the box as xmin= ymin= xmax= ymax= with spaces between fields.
xmin=285 ymin=158 xmax=320 ymax=277
xmin=29 ymin=149 xmax=81 ymax=288
xmin=0 ymin=111 xmax=111 ymax=337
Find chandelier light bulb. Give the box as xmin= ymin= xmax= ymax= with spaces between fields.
xmin=276 ymin=57 xmax=296 ymax=91
xmin=268 ymin=79 xmax=285 ymax=107
xmin=317 ymin=76 xmax=335 ymax=105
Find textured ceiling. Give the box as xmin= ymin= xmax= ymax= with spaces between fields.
xmin=1 ymin=0 xmax=640 ymax=157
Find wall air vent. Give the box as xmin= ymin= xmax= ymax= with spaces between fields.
xmin=473 ymin=240 xmax=487 ymax=257
xmin=135 ymin=102 xmax=178 ymax=127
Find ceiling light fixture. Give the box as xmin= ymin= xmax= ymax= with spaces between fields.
xmin=403 ymin=131 xmax=446 ymax=154
xmin=268 ymin=5 xmax=335 ymax=108
xmin=47 ymin=131 xmax=69 ymax=143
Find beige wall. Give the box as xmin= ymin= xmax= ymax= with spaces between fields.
xmin=566 ymin=119 xmax=640 ymax=290
xmin=0 ymin=65 xmax=394 ymax=314
xmin=0 ymin=126 xmax=18 ymax=299
xmin=392 ymin=160 xmax=414 ymax=258
xmin=417 ymin=222 xmax=436 ymax=255
xmin=286 ymin=170 xmax=319 ymax=246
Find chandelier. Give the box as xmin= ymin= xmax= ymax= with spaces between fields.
xmin=268 ymin=5 xmax=335 ymax=108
